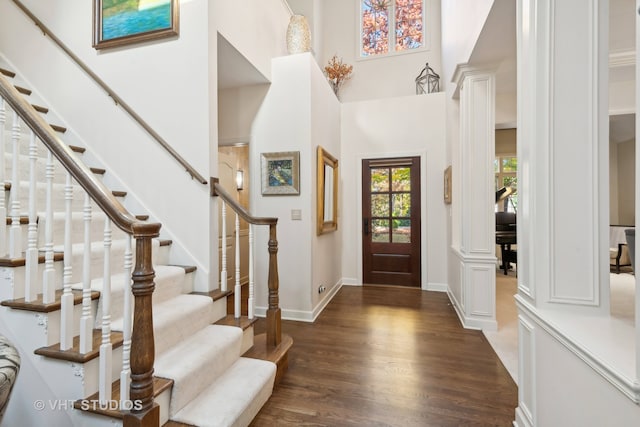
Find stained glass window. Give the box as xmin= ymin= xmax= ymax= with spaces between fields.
xmin=361 ymin=0 xmax=425 ymax=57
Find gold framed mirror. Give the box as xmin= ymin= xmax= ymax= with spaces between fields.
xmin=317 ymin=146 xmax=339 ymax=235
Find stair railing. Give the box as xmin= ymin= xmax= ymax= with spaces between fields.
xmin=0 ymin=75 xmax=160 ymax=426
xmin=211 ymin=179 xmax=283 ymax=347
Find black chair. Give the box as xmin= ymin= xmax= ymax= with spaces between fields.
xmin=625 ymin=228 xmax=635 ymax=273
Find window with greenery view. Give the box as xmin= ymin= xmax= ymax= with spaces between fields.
xmin=361 ymin=0 xmax=425 ymax=57
xmin=495 ymin=156 xmax=517 ymax=213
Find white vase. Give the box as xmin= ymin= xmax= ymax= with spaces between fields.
xmin=286 ymin=15 xmax=311 ymax=54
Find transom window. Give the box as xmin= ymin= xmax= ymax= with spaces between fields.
xmin=360 ymin=0 xmax=426 ymax=57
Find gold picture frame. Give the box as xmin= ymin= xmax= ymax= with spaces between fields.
xmin=260 ymin=151 xmax=300 ymax=196
xmin=444 ymin=165 xmax=452 ymax=204
xmin=317 ymin=146 xmax=339 ymax=235
xmin=93 ymin=0 xmax=179 ymax=50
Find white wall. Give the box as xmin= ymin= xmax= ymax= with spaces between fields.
xmin=319 ymin=0 xmax=443 ymax=103
xmin=0 ymin=0 xmax=292 ymax=291
xmin=516 ymin=309 xmax=640 ymax=426
xmin=341 ymin=92 xmax=447 ymax=289
xmin=218 ymin=85 xmax=270 ymax=145
xmin=310 ymin=57 xmax=343 ymax=312
xmin=251 ymin=53 xmax=342 ymax=320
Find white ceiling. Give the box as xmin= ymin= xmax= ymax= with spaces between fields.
xmin=470 ymin=0 xmax=636 ymax=138
xmin=217 ymin=33 xmax=270 ymax=90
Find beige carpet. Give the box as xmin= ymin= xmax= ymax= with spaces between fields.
xmin=483 ymin=267 xmax=637 ymax=387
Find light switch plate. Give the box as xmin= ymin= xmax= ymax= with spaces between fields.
xmin=291 ymin=209 xmax=302 ymax=220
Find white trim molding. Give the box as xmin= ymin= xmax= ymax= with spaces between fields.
xmin=516 ymin=294 xmax=640 ymax=403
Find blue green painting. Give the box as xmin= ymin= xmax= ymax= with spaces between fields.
xmin=268 ymin=160 xmax=294 ymax=187
xmin=101 ymin=0 xmax=172 ymax=41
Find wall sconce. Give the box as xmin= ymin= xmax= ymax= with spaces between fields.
xmin=236 ymin=170 xmax=244 ymax=191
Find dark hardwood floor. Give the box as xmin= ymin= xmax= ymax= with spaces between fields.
xmin=250 ymin=286 xmax=517 ymax=426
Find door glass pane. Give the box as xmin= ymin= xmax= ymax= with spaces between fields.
xmin=392 ymin=193 xmax=411 ymax=217
xmin=391 ymin=167 xmax=411 ymax=191
xmin=371 ymin=194 xmax=390 ymax=217
xmin=372 ymin=219 xmax=390 ymax=242
xmin=392 ymin=219 xmax=411 ymax=243
xmin=371 ymin=168 xmax=389 ymax=192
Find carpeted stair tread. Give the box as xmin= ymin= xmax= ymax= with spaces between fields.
xmin=111 ymin=294 xmax=214 ymax=357
xmin=171 ymin=357 xmax=276 ymax=427
xmin=70 ymin=265 xmax=186 ymax=327
xmin=155 ymin=325 xmax=243 ymax=417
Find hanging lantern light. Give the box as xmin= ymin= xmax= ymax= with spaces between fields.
xmin=415 ymin=62 xmax=440 ymax=94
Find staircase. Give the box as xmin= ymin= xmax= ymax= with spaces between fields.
xmin=0 ymin=57 xmax=291 ymax=426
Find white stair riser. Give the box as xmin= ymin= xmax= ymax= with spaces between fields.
xmin=1 ymin=128 xmax=70 ymax=160
xmin=240 ymin=325 xmax=254 ymax=355
xmin=0 ymin=261 xmax=63 ymax=300
xmin=0 ymin=240 xmax=169 ymax=300
xmin=3 ymin=152 xmax=71 ymax=184
xmin=64 ymin=239 xmax=170 ymax=285
xmin=5 ymin=180 xmax=114 ymax=214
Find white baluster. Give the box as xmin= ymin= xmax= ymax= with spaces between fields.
xmin=234 ymin=214 xmax=240 ymax=319
xmin=99 ymin=217 xmax=112 ymax=402
xmin=41 ymin=150 xmax=55 ymax=304
xmin=220 ymin=201 xmax=227 ymax=292
xmin=120 ymin=234 xmax=133 ymax=405
xmin=24 ymin=131 xmax=38 ymax=302
xmin=9 ymin=111 xmax=21 ymax=259
xmin=79 ymin=192 xmax=92 ymax=354
xmin=248 ymin=224 xmax=254 ymax=319
xmin=0 ymin=99 xmax=7 ymax=257
xmin=60 ymin=171 xmax=74 ymax=350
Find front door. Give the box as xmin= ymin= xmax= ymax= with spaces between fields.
xmin=362 ymin=157 xmax=421 ymax=286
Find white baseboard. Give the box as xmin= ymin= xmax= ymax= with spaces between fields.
xmin=446 ymin=287 xmax=497 ymax=331
xmin=341 ymin=277 xmax=360 ymax=286
xmin=514 ymin=406 xmax=533 ymax=427
xmin=426 ymin=282 xmax=448 ymax=292
xmin=255 ymin=279 xmax=345 ymax=323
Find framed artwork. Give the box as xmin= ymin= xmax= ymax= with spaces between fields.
xmin=444 ymin=165 xmax=452 ymax=204
xmin=93 ymin=0 xmax=179 ymax=50
xmin=317 ymin=146 xmax=338 ymax=235
xmin=261 ymin=151 xmax=300 ymax=196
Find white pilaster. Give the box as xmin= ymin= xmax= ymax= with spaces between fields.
xmin=518 ymin=0 xmax=609 ymax=313
xmin=451 ymin=65 xmax=497 ymax=331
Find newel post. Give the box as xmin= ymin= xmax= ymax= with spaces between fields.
xmin=124 ymin=222 xmax=161 ymax=427
xmin=266 ymin=223 xmax=281 ymax=347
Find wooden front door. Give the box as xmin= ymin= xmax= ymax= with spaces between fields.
xmin=362 ymin=157 xmax=421 ymax=287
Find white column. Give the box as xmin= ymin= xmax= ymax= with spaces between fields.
xmin=451 ymin=65 xmax=497 ymax=331
xmin=516 ymin=0 xmax=611 ymax=424
xmin=517 ymin=0 xmax=609 ymax=312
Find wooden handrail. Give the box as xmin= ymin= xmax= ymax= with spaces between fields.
xmin=11 ymin=0 xmax=208 ymax=185
xmin=211 ymin=178 xmax=281 ymax=347
xmin=211 ymin=178 xmax=278 ymax=226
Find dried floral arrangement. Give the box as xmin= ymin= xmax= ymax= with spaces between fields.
xmin=324 ymin=55 xmax=353 ymax=97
